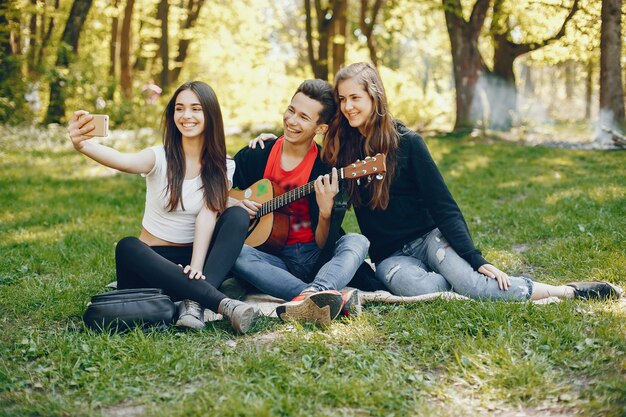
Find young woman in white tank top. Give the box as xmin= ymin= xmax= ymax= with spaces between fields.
xmin=67 ymin=81 xmax=259 ymax=333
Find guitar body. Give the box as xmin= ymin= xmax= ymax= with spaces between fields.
xmin=229 ymin=179 xmax=290 ymax=253
xmin=229 ymin=154 xmax=386 ymax=254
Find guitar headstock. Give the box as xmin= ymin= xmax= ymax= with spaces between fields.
xmin=341 ymin=153 xmax=386 ymax=181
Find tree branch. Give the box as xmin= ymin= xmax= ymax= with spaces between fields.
xmin=469 ymin=0 xmax=491 ymax=34
xmin=508 ymin=0 xmax=580 ymax=58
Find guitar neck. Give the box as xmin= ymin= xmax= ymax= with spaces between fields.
xmin=258 ymin=168 xmax=345 ymax=217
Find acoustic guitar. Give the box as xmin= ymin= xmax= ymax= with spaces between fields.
xmin=229 ymin=154 xmax=386 ymax=253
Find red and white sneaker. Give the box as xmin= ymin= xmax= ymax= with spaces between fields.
xmin=275 ymin=290 xmax=343 ymax=326
xmin=339 ymin=289 xmax=361 ymax=317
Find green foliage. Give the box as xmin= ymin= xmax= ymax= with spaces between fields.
xmin=1 ymin=127 xmax=625 ymax=416
xmin=2 ymin=0 xmax=615 ymax=133
xmin=0 ymin=54 xmax=33 ymax=125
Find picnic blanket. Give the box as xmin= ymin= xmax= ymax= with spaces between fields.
xmin=104 ymin=282 xmax=559 ymax=323
xmin=204 ymin=289 xmax=471 ymax=321
xmin=203 ymin=290 xmax=560 ymax=321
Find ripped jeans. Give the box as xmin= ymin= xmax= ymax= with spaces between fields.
xmin=374 ymin=228 xmax=533 ymax=300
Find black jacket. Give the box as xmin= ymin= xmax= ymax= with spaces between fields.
xmin=354 ymin=122 xmax=488 ymax=270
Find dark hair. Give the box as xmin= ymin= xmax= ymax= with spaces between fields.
xmin=322 ymin=62 xmax=398 ymax=210
xmin=293 ymin=79 xmax=336 ymax=124
xmin=161 ymin=81 xmax=228 ymax=213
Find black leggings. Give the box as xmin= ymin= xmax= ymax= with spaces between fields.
xmin=115 ymin=206 xmax=249 ymax=313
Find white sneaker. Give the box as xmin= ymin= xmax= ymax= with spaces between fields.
xmin=218 ymin=298 xmax=260 ymax=334
xmin=175 ymin=299 xmax=205 ymax=330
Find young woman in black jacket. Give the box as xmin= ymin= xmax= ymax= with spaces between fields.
xmin=320 ymin=62 xmax=620 ymax=302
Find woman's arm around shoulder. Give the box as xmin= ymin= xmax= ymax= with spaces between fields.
xmin=68 ymin=110 xmax=155 ymax=174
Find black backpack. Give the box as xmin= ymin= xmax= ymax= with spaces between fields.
xmin=83 ymin=288 xmax=176 ymax=332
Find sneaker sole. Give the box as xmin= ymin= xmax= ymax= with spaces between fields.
xmin=175 ymin=316 xmax=206 ymax=330
xmin=232 ymin=305 xmax=260 ymax=334
xmin=276 ymin=292 xmax=343 ymax=326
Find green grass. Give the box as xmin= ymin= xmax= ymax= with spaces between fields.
xmin=1 ymin=127 xmax=625 ymax=417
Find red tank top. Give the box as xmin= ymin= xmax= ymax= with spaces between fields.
xmin=263 ymin=136 xmax=318 ymax=245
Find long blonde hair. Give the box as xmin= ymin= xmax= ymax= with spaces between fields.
xmin=322 ymin=62 xmax=398 ymax=210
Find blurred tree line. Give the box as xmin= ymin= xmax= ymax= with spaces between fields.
xmin=0 ymin=0 xmax=624 ymax=135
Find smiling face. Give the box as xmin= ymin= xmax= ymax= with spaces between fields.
xmin=173 ymin=89 xmax=205 ymax=140
xmin=337 ymin=77 xmax=374 ymax=135
xmin=282 ymin=92 xmax=327 ymax=147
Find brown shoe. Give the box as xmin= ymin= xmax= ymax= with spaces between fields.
xmin=275 ymin=290 xmax=343 ymax=326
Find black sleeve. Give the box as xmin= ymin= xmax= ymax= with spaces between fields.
xmin=410 ymin=135 xmax=488 ymax=270
xmin=232 ymin=141 xmax=275 ymax=189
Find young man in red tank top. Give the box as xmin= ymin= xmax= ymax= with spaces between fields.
xmin=229 ymin=80 xmax=370 ymax=325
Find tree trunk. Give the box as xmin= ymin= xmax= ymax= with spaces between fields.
xmin=0 ymin=0 xmax=12 ymax=57
xmin=106 ymin=0 xmax=119 ymax=100
xmin=486 ymin=34 xmax=518 ymax=130
xmin=36 ymin=0 xmax=59 ymax=72
xmin=564 ymin=61 xmax=575 ymax=100
xmin=9 ymin=3 xmax=20 ymax=55
xmin=109 ymin=0 xmax=119 ymax=78
xmin=487 ymin=0 xmax=579 ymax=130
xmin=27 ymin=0 xmax=38 ymax=70
xmin=599 ymin=0 xmax=625 ymax=130
xmin=169 ymin=0 xmax=205 ymax=85
xmin=304 ymin=0 xmax=335 ymax=80
xmin=331 ymin=0 xmax=346 ymax=78
xmin=119 ymin=0 xmax=135 ymax=99
xmin=158 ymin=0 xmax=169 ymax=91
xmin=132 ymin=11 xmax=152 ymax=72
xmin=316 ymin=0 xmax=331 ymax=80
xmin=304 ymin=0 xmax=318 ymax=77
xmin=0 ymin=0 xmax=29 ymax=124
xmin=43 ymin=0 xmax=93 ymax=124
xmin=443 ymin=0 xmax=490 ymax=131
xmin=585 ymin=59 xmax=593 ymax=119
xmin=359 ymin=0 xmax=382 ymax=67
xmin=521 ymin=63 xmax=533 ymax=95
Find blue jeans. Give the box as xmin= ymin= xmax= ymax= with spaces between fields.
xmin=232 ymin=233 xmax=370 ymax=301
xmin=375 ymin=228 xmax=533 ymax=300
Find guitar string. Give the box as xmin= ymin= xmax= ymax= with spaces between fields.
xmin=258 ymin=167 xmax=348 ymax=217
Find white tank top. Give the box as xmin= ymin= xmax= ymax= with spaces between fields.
xmin=141 ymin=145 xmax=235 ymax=244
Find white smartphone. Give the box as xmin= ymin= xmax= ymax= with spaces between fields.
xmin=84 ymin=114 xmax=109 ymax=137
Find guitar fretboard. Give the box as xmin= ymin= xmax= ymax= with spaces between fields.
xmin=257 ymin=169 xmax=345 ymax=218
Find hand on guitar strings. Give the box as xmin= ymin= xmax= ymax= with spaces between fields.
xmin=314 ymin=167 xmax=339 ymax=220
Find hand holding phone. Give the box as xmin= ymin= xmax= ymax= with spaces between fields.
xmin=84 ymin=114 xmax=109 ymax=137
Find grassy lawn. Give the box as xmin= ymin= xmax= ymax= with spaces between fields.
xmin=0 ymin=126 xmax=624 ymax=417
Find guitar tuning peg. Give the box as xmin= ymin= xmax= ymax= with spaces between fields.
xmin=365 ymin=156 xmax=371 ymax=160
xmin=375 ymin=174 xmax=384 ymax=180
xmin=357 ymin=179 xmax=361 ymax=186
xmin=367 ymin=175 xmax=372 ymax=183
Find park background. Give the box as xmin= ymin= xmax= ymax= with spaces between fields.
xmin=1 ymin=0 xmax=625 ymax=416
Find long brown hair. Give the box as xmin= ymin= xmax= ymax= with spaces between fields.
xmin=162 ymin=81 xmax=228 ymax=213
xmin=322 ymin=62 xmax=398 ymax=210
